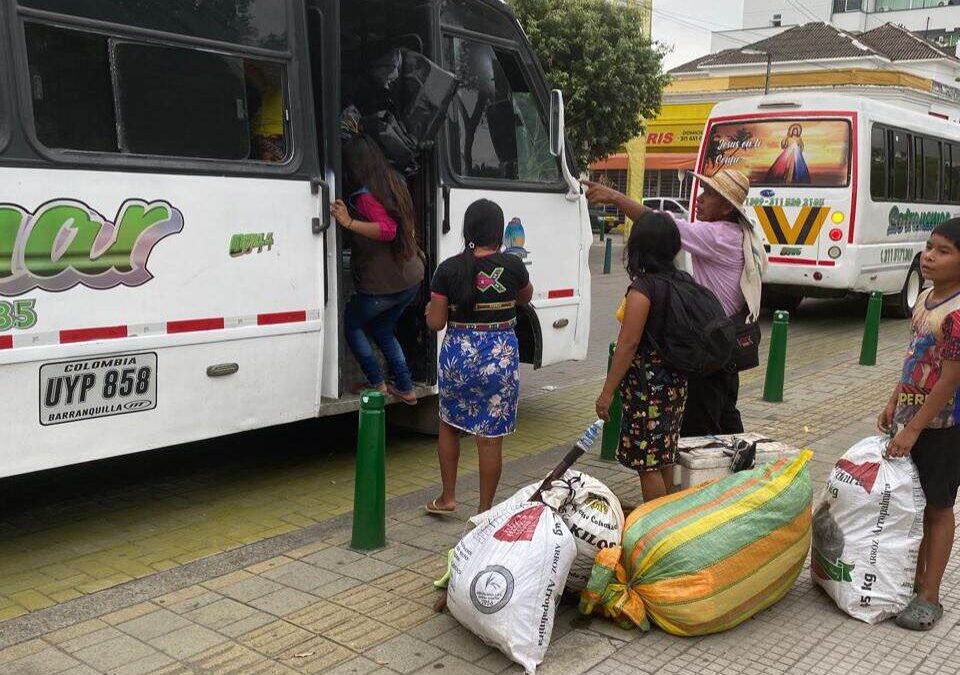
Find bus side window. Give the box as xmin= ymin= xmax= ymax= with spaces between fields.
xmin=115 ymin=44 xmax=250 ymax=160
xmin=951 ymin=144 xmax=960 ymax=204
xmin=922 ymin=138 xmax=941 ymax=203
xmin=24 ymin=23 xmax=118 ymax=153
xmin=888 ymin=130 xmax=910 ymax=201
xmin=443 ymin=36 xmax=559 ymax=183
xmin=23 ymin=23 xmax=288 ymax=163
xmin=913 ymin=136 xmax=923 ymax=202
xmin=870 ymin=126 xmax=886 ymax=200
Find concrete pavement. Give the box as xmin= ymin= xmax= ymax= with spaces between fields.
xmin=2 ymin=236 xmax=952 ymax=674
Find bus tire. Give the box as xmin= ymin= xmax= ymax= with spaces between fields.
xmin=761 ymin=288 xmax=802 ymax=314
xmin=884 ymin=262 xmax=923 ymax=319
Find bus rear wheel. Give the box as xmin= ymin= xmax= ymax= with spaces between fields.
xmin=884 ymin=262 xmax=922 ymax=319
xmin=761 ymin=288 xmax=802 ymax=314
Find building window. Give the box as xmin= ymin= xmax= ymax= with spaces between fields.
xmin=832 ymin=0 xmax=862 ymax=12
xmin=889 ymin=130 xmax=911 ymax=201
xmin=771 ymin=14 xmax=782 ymax=27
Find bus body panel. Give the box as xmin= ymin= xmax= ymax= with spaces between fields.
xmin=698 ymin=94 xmax=960 ymax=302
xmin=440 ymin=189 xmax=590 ymax=368
xmin=3 ymin=333 xmax=320 ymax=477
xmin=0 ymin=167 xmax=324 ymax=477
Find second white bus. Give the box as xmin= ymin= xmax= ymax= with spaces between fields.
xmin=695 ymin=93 xmax=960 ymax=316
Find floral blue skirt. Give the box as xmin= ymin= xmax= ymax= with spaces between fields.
xmin=439 ymin=327 xmax=520 ymax=437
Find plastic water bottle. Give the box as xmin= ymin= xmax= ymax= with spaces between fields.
xmin=576 ymin=419 xmax=604 ymax=453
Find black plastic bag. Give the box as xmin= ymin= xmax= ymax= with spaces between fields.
xmin=361 ymin=110 xmax=419 ymax=176
xmin=400 ymin=49 xmax=460 ymax=146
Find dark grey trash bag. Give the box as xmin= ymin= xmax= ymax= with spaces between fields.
xmin=400 ymin=49 xmax=459 ymax=147
xmin=360 ymin=110 xmax=419 ymax=176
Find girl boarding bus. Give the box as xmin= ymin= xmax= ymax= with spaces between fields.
xmin=0 ymin=0 xmax=591 ymax=477
xmin=696 ymin=93 xmax=960 ymax=316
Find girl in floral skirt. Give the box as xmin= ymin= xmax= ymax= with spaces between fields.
xmin=596 ymin=211 xmax=688 ymax=504
xmin=424 ymin=199 xmax=534 ymax=514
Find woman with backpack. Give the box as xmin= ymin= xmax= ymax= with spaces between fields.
xmin=584 ymin=168 xmax=767 ymax=437
xmin=595 ymin=211 xmax=688 ymax=503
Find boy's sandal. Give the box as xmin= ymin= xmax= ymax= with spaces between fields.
xmin=895 ymin=596 xmax=943 ymax=631
xmin=352 ymin=382 xmax=387 ymax=395
xmin=425 ymin=498 xmax=455 ymax=516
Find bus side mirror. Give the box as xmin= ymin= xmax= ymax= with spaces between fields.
xmin=549 ymin=89 xmax=564 ymax=158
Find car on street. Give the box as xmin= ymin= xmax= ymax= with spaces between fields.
xmin=643 ymin=197 xmax=689 ymax=217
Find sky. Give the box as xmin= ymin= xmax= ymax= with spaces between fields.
xmin=651 ymin=0 xmax=745 ymax=72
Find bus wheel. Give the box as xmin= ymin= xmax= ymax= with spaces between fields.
xmin=761 ymin=289 xmax=802 ymax=314
xmin=884 ymin=262 xmax=922 ymax=319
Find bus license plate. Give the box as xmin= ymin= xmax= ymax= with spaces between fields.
xmin=39 ymin=353 xmax=157 ymax=426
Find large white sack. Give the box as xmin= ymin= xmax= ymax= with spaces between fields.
xmin=812 ymin=436 xmax=926 ymax=624
xmin=450 ymin=500 xmax=577 ymax=673
xmin=470 ymin=471 xmax=625 ymax=592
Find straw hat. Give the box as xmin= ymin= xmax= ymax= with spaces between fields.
xmin=690 ymin=168 xmax=753 ymax=226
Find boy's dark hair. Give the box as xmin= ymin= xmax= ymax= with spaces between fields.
xmin=932 ymin=218 xmax=960 ymax=250
xmin=448 ymin=199 xmax=505 ymax=313
xmin=625 ymin=210 xmax=682 ymax=278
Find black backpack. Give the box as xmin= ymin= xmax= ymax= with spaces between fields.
xmin=647 ymin=271 xmax=735 ymax=377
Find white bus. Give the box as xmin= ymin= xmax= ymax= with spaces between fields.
xmin=0 ymin=0 xmax=591 ymax=477
xmin=695 ymin=93 xmax=960 ymax=316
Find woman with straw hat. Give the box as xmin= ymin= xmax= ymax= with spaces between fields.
xmin=583 ymin=168 xmax=767 ymax=437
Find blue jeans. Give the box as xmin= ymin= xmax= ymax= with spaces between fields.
xmin=345 ymin=284 xmax=419 ymax=393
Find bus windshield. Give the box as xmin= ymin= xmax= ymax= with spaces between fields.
xmin=701 ymin=118 xmax=851 ymax=188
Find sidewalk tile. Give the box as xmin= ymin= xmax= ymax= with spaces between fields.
xmin=428 ymin=624 xmax=493 ymax=662
xmin=414 ymin=654 xmax=489 ymax=675
xmin=301 ymin=547 xmax=365 ymax=570
xmin=246 ymin=556 xmax=295 ymax=575
xmin=249 ymin=587 xmax=319 ymax=617
xmin=202 ymin=570 xmax=254 ymax=591
xmin=218 ymin=576 xmax=285 ymax=603
xmin=475 ymin=649 xmax=515 ymax=673
xmin=116 ymin=608 xmax=193 ymax=641
xmin=148 ymin=624 xmax=228 ymax=661
xmin=187 ymin=641 xmax=294 ymax=674
xmin=108 ymin=652 xmax=175 ymax=675
xmin=259 ymin=560 xmax=342 ymax=592
xmin=3 ymin=645 xmax=79 ymax=674
xmin=237 ymin=620 xmax=314 ymax=658
xmin=44 ymin=619 xmax=110 ymax=646
xmin=59 ymin=627 xmax=125 ymax=654
xmin=407 ymin=613 xmax=459 ymax=642
xmin=74 ymin=634 xmax=159 ymax=672
xmin=364 ymin=634 xmax=443 ymax=674
xmin=100 ymin=602 xmax=158 ymax=626
xmin=274 ymin=635 xmax=354 ymax=673
xmin=324 ymin=656 xmax=382 ymax=675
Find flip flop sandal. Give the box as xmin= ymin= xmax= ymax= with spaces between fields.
xmin=425 ymin=498 xmax=455 ymax=516
xmin=387 ymin=384 xmax=418 ymax=406
xmin=896 ymin=596 xmax=943 ymax=631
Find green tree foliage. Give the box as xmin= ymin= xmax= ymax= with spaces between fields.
xmin=509 ymin=0 xmax=669 ymax=166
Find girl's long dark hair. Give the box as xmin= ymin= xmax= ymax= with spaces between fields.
xmin=343 ymin=134 xmax=418 ymax=261
xmin=625 ymin=211 xmax=682 ymax=278
xmin=449 ymin=199 xmax=505 ymax=313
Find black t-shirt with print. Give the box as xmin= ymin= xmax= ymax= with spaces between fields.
xmin=431 ymin=252 xmax=530 ymax=324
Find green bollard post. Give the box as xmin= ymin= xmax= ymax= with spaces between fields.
xmin=763 ymin=311 xmax=790 ymax=403
xmin=603 ymin=237 xmax=613 ymax=275
xmin=599 ymin=219 xmax=606 ymax=242
xmin=351 ymin=390 xmax=386 ymax=551
xmin=859 ymin=291 xmax=883 ymax=367
xmin=600 ymin=342 xmax=622 ymax=462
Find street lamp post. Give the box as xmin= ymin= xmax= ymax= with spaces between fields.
xmin=743 ymin=49 xmax=772 ymax=95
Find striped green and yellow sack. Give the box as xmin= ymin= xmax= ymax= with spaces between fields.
xmin=579 ymin=451 xmax=812 ymax=636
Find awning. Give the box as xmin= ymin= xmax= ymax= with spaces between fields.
xmin=590 ymin=154 xmax=628 ymax=171
xmin=644 ymin=153 xmax=698 ymax=171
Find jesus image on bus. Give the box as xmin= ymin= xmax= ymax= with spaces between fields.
xmin=765 ymin=124 xmax=811 ymax=184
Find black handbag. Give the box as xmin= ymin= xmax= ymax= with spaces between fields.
xmin=732 ymin=307 xmax=761 ymax=372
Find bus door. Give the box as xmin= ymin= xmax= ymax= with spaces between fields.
xmin=306 ymin=0 xmax=340 ymax=401
xmin=438 ymin=0 xmax=590 ymax=368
